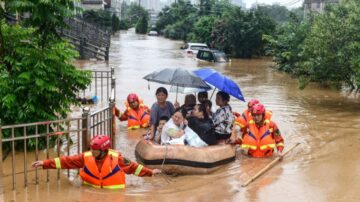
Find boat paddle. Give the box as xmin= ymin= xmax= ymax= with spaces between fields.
xmin=242 ymin=142 xmax=300 ymax=187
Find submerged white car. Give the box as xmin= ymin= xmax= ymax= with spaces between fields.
xmin=183 ymin=43 xmax=208 ymax=55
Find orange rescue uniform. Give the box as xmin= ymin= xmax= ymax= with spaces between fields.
xmin=43 ymin=149 xmax=153 ymax=189
xmin=114 ymin=99 xmax=150 ymax=130
xmin=240 ymin=120 xmax=284 ymax=158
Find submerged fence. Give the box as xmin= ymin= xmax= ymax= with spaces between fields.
xmin=78 ymin=67 xmax=115 ymax=103
xmin=0 ymin=68 xmax=117 ymax=191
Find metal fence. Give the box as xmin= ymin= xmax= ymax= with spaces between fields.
xmin=0 ymin=68 xmax=117 ymax=191
xmin=78 ymin=67 xmax=115 ymax=103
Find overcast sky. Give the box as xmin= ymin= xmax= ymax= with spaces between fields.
xmin=244 ymin=0 xmax=303 ymax=8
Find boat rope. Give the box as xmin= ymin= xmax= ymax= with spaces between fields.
xmin=161 ymin=144 xmax=168 ymax=170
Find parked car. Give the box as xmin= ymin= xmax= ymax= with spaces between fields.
xmin=148 ymin=31 xmax=158 ymax=36
xmin=196 ymin=49 xmax=229 ymax=63
xmin=182 ymin=43 xmax=208 ymax=55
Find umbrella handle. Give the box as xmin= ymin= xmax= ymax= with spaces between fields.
xmin=210 ymin=88 xmax=217 ymax=99
xmin=175 ymin=85 xmax=178 ymax=102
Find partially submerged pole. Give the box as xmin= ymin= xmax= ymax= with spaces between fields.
xmin=242 ymin=142 xmax=300 ymax=187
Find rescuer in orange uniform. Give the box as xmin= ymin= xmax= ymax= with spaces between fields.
xmin=237 ymin=104 xmax=284 ymax=158
xmin=232 ymin=99 xmax=273 ymax=138
xmin=114 ymin=93 xmax=150 ymax=130
xmin=32 ymin=135 xmax=161 ymax=189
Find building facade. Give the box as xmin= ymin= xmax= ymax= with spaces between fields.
xmin=303 ymin=0 xmax=339 ymax=14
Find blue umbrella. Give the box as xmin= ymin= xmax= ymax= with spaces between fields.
xmin=193 ymin=68 xmax=245 ymax=101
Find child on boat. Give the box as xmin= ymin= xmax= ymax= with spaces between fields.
xmin=154 ymin=116 xmax=169 ymax=144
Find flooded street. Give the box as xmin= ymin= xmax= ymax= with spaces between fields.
xmin=3 ymin=29 xmax=360 ymax=202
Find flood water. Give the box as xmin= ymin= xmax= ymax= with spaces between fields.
xmin=2 ymin=28 xmax=360 ymax=202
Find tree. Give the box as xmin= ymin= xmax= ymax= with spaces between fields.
xmin=125 ymin=3 xmax=148 ymax=26
xmin=5 ymin=0 xmax=78 ymax=48
xmin=135 ymin=16 xmax=148 ymax=34
xmin=156 ymin=0 xmax=197 ymax=34
xmin=211 ymin=7 xmax=275 ymax=57
xmin=263 ymin=13 xmax=310 ymax=73
xmin=257 ymin=4 xmax=291 ymax=24
xmin=266 ymin=0 xmax=360 ymax=92
xmin=296 ymin=0 xmax=360 ymax=91
xmin=187 ymin=15 xmax=218 ymax=44
xmin=0 ymin=1 xmax=91 ymax=149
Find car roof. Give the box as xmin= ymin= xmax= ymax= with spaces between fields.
xmin=198 ymin=48 xmax=225 ymax=53
xmin=187 ymin=43 xmax=208 ymax=46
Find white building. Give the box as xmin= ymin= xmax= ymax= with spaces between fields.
xmin=303 ymin=0 xmax=339 ymax=14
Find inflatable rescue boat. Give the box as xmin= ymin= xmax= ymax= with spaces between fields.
xmin=135 ymin=140 xmax=236 ymax=175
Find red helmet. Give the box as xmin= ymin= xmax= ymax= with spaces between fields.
xmin=89 ymin=135 xmax=111 ymax=151
xmin=127 ymin=93 xmax=139 ymax=103
xmin=248 ymin=99 xmax=260 ymax=109
xmin=252 ymin=104 xmax=265 ymax=115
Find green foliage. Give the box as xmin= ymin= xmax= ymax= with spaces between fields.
xmin=297 ymin=0 xmax=360 ymax=90
xmin=82 ymin=10 xmax=117 ymax=32
xmin=0 ymin=21 xmax=90 ymax=126
xmin=0 ymin=0 xmax=92 ymax=149
xmin=187 ymin=15 xmax=218 ymax=44
xmin=211 ymin=7 xmax=276 ymax=58
xmin=257 ymin=4 xmax=293 ymax=24
xmin=5 ymin=0 xmax=77 ymax=48
xmin=163 ymin=13 xmax=198 ymax=40
xmin=119 ymin=19 xmax=130 ymax=30
xmin=266 ymin=0 xmax=360 ymax=92
xmin=157 ymin=0 xmax=277 ymax=58
xmin=125 ymin=3 xmax=149 ymax=26
xmin=264 ymin=13 xmax=310 ymax=73
xmin=156 ymin=0 xmax=197 ymax=35
xmin=135 ymin=16 xmax=148 ymax=34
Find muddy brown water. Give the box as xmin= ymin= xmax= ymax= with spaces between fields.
xmin=2 ymin=29 xmax=360 ymax=202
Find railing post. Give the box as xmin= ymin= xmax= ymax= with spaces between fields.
xmin=111 ymin=68 xmax=116 ymax=99
xmin=79 ymin=37 xmax=87 ymax=60
xmin=82 ymin=107 xmax=90 ymax=152
xmin=0 ymin=123 xmax=3 ymax=195
xmin=105 ymin=46 xmax=109 ymax=61
xmin=109 ymin=98 xmax=116 ymax=149
xmin=110 ymin=71 xmax=116 ymax=149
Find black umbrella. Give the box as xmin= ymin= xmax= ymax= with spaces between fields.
xmin=143 ymin=68 xmax=211 ymax=101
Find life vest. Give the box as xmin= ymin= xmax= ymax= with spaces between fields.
xmin=241 ymin=119 xmax=276 ymax=158
xmin=234 ymin=115 xmax=246 ymax=128
xmin=242 ymin=109 xmax=273 ymax=122
xmin=124 ymin=99 xmax=150 ymax=130
xmin=79 ymin=149 xmax=126 ymax=189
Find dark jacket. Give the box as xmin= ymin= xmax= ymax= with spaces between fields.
xmin=187 ymin=116 xmax=217 ymax=145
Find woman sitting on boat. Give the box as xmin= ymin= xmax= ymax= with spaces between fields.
xmin=114 ymin=93 xmax=150 ymax=130
xmin=212 ymin=91 xmax=234 ymax=143
xmin=187 ymin=103 xmax=217 ymax=145
xmin=160 ymin=108 xmax=208 ymax=147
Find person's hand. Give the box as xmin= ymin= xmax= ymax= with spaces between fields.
xmin=174 ymin=101 xmax=180 ymax=109
xmin=183 ymin=119 xmax=188 ymax=126
xmin=32 ymin=160 xmax=44 ymax=168
xmin=175 ymin=130 xmax=185 ymax=138
xmin=278 ymin=150 xmax=284 ymax=160
xmin=152 ymin=169 xmax=162 ymax=175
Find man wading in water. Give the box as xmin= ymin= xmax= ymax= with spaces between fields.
xmin=32 ymin=135 xmax=161 ymax=189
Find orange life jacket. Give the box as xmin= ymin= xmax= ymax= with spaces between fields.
xmin=125 ymin=99 xmax=150 ymax=130
xmin=241 ymin=119 xmax=276 ymax=158
xmin=79 ymin=149 xmax=126 ymax=189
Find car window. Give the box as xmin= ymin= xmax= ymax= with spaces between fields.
xmin=190 ymin=45 xmax=208 ymax=50
xmin=198 ymin=51 xmax=214 ymax=61
xmin=214 ymin=52 xmax=228 ymax=62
